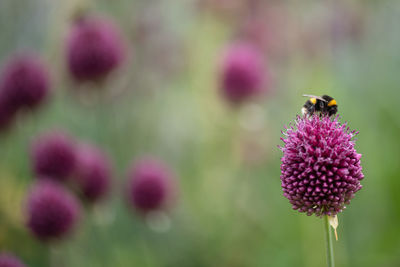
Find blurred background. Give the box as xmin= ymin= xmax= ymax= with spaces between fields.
xmin=0 ymin=0 xmax=400 ymax=266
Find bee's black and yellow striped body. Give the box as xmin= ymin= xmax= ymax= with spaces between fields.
xmin=302 ymin=94 xmax=338 ymax=117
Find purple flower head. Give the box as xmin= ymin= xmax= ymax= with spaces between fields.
xmin=220 ymin=42 xmax=267 ymax=105
xmin=72 ymin=144 xmax=111 ymax=203
xmin=31 ymin=131 xmax=77 ymax=181
xmin=127 ymin=158 xmax=176 ymax=214
xmin=26 ymin=180 xmax=80 ymax=241
xmin=279 ymin=115 xmax=364 ymax=216
xmin=0 ymin=253 xmax=26 ymax=267
xmin=0 ymin=53 xmax=50 ymax=110
xmin=66 ymin=16 xmax=124 ymax=82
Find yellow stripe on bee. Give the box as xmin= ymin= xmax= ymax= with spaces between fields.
xmin=310 ymin=98 xmax=317 ymax=104
xmin=328 ymin=99 xmax=337 ymax=107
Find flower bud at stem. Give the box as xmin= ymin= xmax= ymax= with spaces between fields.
xmin=328 ymin=215 xmax=339 ymax=241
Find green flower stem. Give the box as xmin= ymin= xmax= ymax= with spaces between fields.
xmin=324 ymin=215 xmax=335 ymax=267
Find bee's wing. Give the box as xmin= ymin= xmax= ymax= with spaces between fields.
xmin=302 ymin=94 xmax=327 ymax=102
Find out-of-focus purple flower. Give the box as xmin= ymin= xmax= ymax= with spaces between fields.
xmin=66 ymin=16 xmax=124 ymax=82
xmin=279 ymin=115 xmax=364 ymax=216
xmin=0 ymin=253 xmax=27 ymax=267
xmin=220 ymin=42 xmax=268 ymax=105
xmin=31 ymin=131 xmax=77 ymax=181
xmin=127 ymin=158 xmax=176 ymax=214
xmin=72 ymin=144 xmax=111 ymax=203
xmin=26 ymin=180 xmax=80 ymax=241
xmin=0 ymin=53 xmax=50 ymax=110
xmin=237 ymin=3 xmax=292 ymax=62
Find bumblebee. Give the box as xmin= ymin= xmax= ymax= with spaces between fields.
xmin=301 ymin=94 xmax=338 ymax=117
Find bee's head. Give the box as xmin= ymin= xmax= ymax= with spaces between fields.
xmin=328 ymin=105 xmax=338 ymax=116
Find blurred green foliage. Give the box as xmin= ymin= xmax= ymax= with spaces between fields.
xmin=1 ymin=0 xmax=400 ymax=266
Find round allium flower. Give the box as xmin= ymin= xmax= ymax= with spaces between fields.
xmin=0 ymin=253 xmax=26 ymax=267
xmin=31 ymin=131 xmax=77 ymax=181
xmin=0 ymin=53 xmax=50 ymax=110
xmin=220 ymin=42 xmax=267 ymax=104
xmin=26 ymin=180 xmax=80 ymax=241
xmin=127 ymin=158 xmax=176 ymax=214
xmin=279 ymin=115 xmax=364 ymax=216
xmin=66 ymin=16 xmax=124 ymax=82
xmin=72 ymin=144 xmax=111 ymax=203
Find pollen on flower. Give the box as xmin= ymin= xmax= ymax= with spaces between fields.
xmin=279 ymin=115 xmax=364 ymax=216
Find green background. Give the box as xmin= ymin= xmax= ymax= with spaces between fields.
xmin=0 ymin=0 xmax=399 ymax=266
